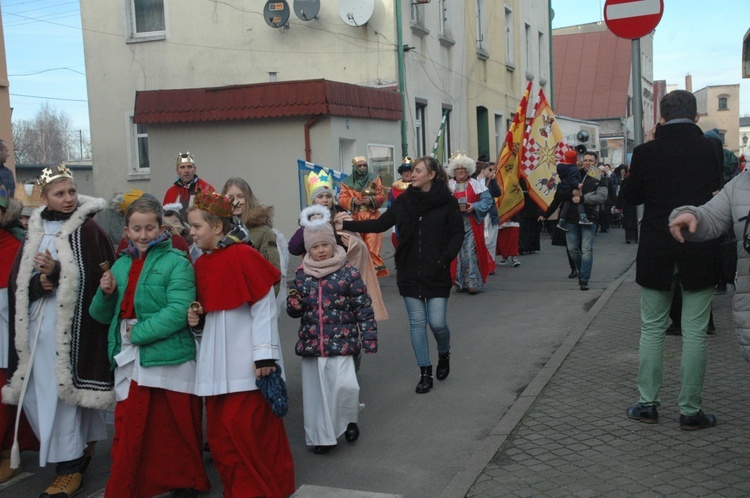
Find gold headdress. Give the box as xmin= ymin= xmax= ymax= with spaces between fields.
xmin=351 ymin=156 xmax=367 ymax=165
xmin=306 ymin=171 xmax=334 ymax=203
xmin=37 ymin=165 xmax=74 ymax=189
xmin=194 ymin=190 xmax=237 ymax=218
xmin=176 ymin=151 xmax=195 ymax=166
xmin=118 ymin=188 xmax=145 ymax=213
xmin=401 ymin=156 xmax=413 ymax=165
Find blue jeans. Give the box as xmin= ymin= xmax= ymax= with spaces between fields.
xmin=403 ymin=297 xmax=451 ymax=367
xmin=566 ymin=223 xmax=596 ymax=283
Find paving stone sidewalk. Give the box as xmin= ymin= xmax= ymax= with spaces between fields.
xmin=467 ymin=273 xmax=750 ymax=497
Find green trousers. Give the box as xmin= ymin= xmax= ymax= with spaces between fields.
xmin=637 ymin=282 xmax=714 ymax=416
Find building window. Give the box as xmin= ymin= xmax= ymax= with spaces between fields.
xmin=440 ymin=106 xmax=452 ymax=161
xmin=476 ymin=106 xmax=489 ymax=161
xmin=495 ymin=113 xmax=504 ymax=159
xmin=131 ymin=119 xmax=150 ymax=175
xmin=415 ymin=102 xmax=427 ymax=157
xmin=718 ymin=97 xmax=728 ymax=110
xmin=438 ymin=0 xmax=447 ymax=37
xmin=476 ymin=0 xmax=488 ymax=56
xmin=130 ymin=0 xmax=165 ymax=37
xmin=368 ymin=144 xmax=395 ymax=188
xmin=505 ymin=7 xmax=514 ymax=68
xmin=538 ymin=31 xmax=545 ymax=81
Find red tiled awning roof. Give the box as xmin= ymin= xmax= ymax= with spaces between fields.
xmin=134 ymin=79 xmax=402 ymax=124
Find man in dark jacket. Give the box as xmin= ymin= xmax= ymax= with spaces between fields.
xmin=553 ymin=151 xmax=608 ymax=291
xmin=622 ymin=90 xmax=721 ymax=431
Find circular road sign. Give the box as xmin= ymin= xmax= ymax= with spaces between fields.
xmin=604 ymin=0 xmax=664 ymax=40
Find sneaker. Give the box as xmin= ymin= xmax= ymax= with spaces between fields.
xmin=578 ymin=215 xmax=593 ymax=226
xmin=511 ymin=257 xmax=521 ymax=267
xmin=505 ymin=259 xmax=516 ymax=267
xmin=626 ymin=403 xmax=659 ymax=424
xmin=679 ymin=410 xmax=716 ymax=431
xmin=556 ymin=220 xmax=569 ymax=232
xmin=499 ymin=259 xmax=508 ymax=265
xmin=40 ymin=472 xmax=83 ymax=498
xmin=568 ymin=269 xmax=578 ymax=279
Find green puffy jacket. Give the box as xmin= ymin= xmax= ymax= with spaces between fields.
xmin=89 ymin=239 xmax=197 ymax=368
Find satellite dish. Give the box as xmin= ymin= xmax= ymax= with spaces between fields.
xmin=339 ymin=0 xmax=374 ymax=27
xmin=294 ymin=0 xmax=320 ymax=21
xmin=264 ymin=0 xmax=290 ymax=28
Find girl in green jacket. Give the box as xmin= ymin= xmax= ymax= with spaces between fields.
xmin=89 ymin=195 xmax=210 ymax=498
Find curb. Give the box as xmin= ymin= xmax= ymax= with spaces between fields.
xmin=439 ymin=262 xmax=637 ymax=498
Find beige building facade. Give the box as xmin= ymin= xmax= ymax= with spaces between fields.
xmin=80 ymin=0 xmax=549 ymax=235
xmin=695 ymin=84 xmax=740 ymax=155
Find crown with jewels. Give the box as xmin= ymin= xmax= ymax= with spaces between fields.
xmin=37 ymin=165 xmax=74 ymax=189
xmin=402 ymin=156 xmax=413 ymax=165
xmin=176 ymin=151 xmax=195 ymax=166
xmin=193 ymin=190 xmax=237 ymax=219
xmin=351 ymin=156 xmax=367 ymax=165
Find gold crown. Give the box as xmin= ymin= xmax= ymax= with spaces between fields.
xmin=401 ymin=156 xmax=413 ymax=165
xmin=176 ymin=151 xmax=195 ymax=166
xmin=352 ymin=156 xmax=367 ymax=165
xmin=194 ymin=190 xmax=237 ymax=218
xmin=37 ymin=165 xmax=74 ymax=189
xmin=118 ymin=188 xmax=145 ymax=213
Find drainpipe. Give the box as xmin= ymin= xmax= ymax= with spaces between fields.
xmin=548 ymin=0 xmax=554 ymax=109
xmin=304 ymin=115 xmax=321 ymax=162
xmin=396 ymin=0 xmax=408 ymax=157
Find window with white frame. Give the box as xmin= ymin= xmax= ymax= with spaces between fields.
xmin=438 ymin=0 xmax=448 ymax=37
xmin=505 ymin=7 xmax=514 ymax=67
xmin=367 ymin=144 xmax=395 ymax=187
xmin=129 ymin=0 xmax=165 ymax=37
xmin=495 ymin=113 xmax=505 ymax=159
xmin=131 ymin=118 xmax=150 ymax=175
xmin=415 ymin=102 xmax=427 ymax=157
xmin=476 ymin=0 xmax=487 ymax=53
xmin=525 ymin=24 xmax=532 ymax=75
xmin=411 ymin=3 xmax=425 ymax=27
xmin=441 ymin=106 xmax=452 ymax=161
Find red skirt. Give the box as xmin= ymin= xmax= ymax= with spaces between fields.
xmin=206 ymin=390 xmax=295 ymax=498
xmin=105 ymin=382 xmax=210 ymax=498
xmin=0 ymin=369 xmax=38 ymax=451
xmin=497 ymin=226 xmax=520 ymax=258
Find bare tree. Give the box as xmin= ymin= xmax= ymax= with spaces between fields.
xmin=10 ymin=103 xmax=89 ymax=164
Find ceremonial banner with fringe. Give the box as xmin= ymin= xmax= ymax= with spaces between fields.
xmin=296 ymin=160 xmax=348 ymax=210
xmin=520 ymin=89 xmax=572 ymax=211
xmin=495 ymin=81 xmax=532 ymax=224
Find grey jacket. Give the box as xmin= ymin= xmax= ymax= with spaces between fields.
xmin=670 ymin=172 xmax=750 ymax=361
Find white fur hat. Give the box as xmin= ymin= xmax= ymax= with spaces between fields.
xmin=446 ymin=154 xmax=477 ymax=178
xmin=300 ymin=204 xmax=336 ymax=251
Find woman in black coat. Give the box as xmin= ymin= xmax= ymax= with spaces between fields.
xmin=335 ymin=156 xmax=463 ymax=394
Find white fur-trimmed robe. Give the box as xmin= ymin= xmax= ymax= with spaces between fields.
xmin=2 ymin=195 xmax=116 ymax=410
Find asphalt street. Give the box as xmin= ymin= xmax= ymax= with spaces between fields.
xmin=0 ymin=226 xmax=638 ymax=497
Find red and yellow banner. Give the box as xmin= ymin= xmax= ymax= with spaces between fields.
xmin=495 ymin=81 xmax=532 ymax=224
xmin=520 ymin=89 xmax=571 ymax=211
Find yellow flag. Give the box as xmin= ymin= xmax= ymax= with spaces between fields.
xmin=495 ymin=81 xmax=532 ymax=224
xmin=520 ymin=89 xmax=571 ymax=211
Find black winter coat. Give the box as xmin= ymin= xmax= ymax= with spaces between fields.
xmin=342 ymin=186 xmax=464 ymax=298
xmin=622 ymin=122 xmax=721 ymax=291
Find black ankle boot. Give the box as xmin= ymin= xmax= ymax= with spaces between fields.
xmin=415 ymin=366 xmax=433 ymax=394
xmin=436 ymin=351 xmax=451 ymax=381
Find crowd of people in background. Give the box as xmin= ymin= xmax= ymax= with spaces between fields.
xmin=0 ymin=86 xmax=747 ymax=496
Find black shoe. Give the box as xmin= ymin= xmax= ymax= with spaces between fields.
xmin=313 ymin=445 xmax=335 ymax=454
xmin=579 ymin=281 xmax=589 ymax=291
xmin=344 ymin=423 xmax=359 ymax=443
xmin=415 ymin=366 xmax=433 ymax=394
xmin=172 ymin=489 xmax=199 ymax=498
xmin=626 ymin=403 xmax=659 ymax=424
xmin=568 ymin=269 xmax=578 ymax=279
xmin=680 ymin=410 xmax=716 ymax=431
xmin=455 ymin=287 xmax=466 ymax=293
xmin=665 ymin=322 xmax=682 ymax=336
xmin=436 ymin=351 xmax=451 ymax=381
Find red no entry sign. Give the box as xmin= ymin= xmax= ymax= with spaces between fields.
xmin=604 ymin=0 xmax=664 ymax=39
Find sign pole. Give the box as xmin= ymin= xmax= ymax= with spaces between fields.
xmin=631 ymin=37 xmax=644 ymax=147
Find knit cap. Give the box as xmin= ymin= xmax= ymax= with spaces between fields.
xmin=562 ymin=149 xmax=578 ymax=165
xmin=300 ymin=204 xmax=337 ymax=251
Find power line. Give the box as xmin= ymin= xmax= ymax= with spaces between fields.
xmin=10 ymin=92 xmax=87 ymax=102
xmin=10 ymin=67 xmax=86 ymax=77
